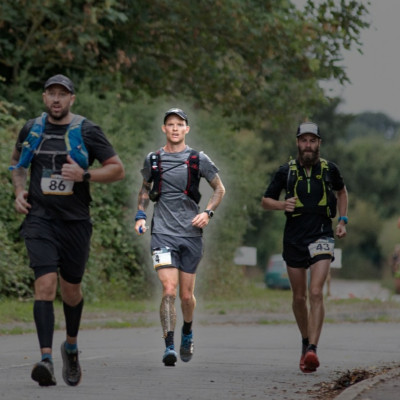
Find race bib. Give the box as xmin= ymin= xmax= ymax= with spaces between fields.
xmin=152 ymin=247 xmax=172 ymax=269
xmin=41 ymin=169 xmax=74 ymax=195
xmin=308 ymin=237 xmax=334 ymax=258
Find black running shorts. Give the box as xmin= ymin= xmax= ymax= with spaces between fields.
xmin=283 ymin=240 xmax=333 ymax=269
xmin=20 ymin=215 xmax=92 ymax=283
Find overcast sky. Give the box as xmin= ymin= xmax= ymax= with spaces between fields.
xmin=323 ymin=0 xmax=400 ymax=121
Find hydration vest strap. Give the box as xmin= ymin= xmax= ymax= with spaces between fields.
xmin=65 ymin=114 xmax=88 ymax=169
xmin=149 ymin=149 xmax=201 ymax=203
xmin=9 ymin=113 xmax=47 ymax=170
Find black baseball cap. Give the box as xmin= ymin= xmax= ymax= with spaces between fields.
xmin=44 ymin=74 xmax=75 ymax=94
xmin=163 ymin=108 xmax=188 ymax=124
xmin=296 ymin=122 xmax=321 ymax=138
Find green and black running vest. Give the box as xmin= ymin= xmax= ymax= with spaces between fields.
xmin=149 ymin=149 xmax=201 ymax=204
xmin=285 ymin=158 xmax=337 ymax=218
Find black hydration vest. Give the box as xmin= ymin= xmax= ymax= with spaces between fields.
xmin=285 ymin=158 xmax=337 ymax=218
xmin=149 ymin=149 xmax=201 ymax=204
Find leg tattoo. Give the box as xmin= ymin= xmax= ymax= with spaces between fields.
xmin=160 ymin=294 xmax=176 ymax=338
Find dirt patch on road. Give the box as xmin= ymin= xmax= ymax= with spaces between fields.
xmin=308 ymin=364 xmax=400 ymax=399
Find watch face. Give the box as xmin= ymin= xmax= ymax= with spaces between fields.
xmin=83 ymin=171 xmax=91 ymax=181
xmin=206 ymin=210 xmax=214 ymax=218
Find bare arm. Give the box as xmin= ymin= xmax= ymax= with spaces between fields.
xmin=192 ymin=174 xmax=225 ymax=228
xmin=335 ymin=185 xmax=348 ymax=239
xmin=10 ymin=147 xmax=31 ymax=214
xmin=134 ymin=179 xmax=151 ymax=234
xmin=261 ymin=196 xmax=297 ymax=212
xmin=61 ymin=154 xmax=125 ymax=183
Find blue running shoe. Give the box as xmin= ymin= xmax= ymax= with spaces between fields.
xmin=163 ymin=345 xmax=177 ymax=366
xmin=180 ymin=330 xmax=194 ymax=362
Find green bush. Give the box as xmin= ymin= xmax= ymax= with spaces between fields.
xmin=1 ymin=88 xmax=259 ymax=300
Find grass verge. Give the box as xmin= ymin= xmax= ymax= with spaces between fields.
xmin=1 ymin=281 xmax=400 ymax=335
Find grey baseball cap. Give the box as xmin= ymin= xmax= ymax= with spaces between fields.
xmin=164 ymin=108 xmax=188 ymax=124
xmin=44 ymin=74 xmax=74 ymax=93
xmin=296 ymin=122 xmax=321 ymax=138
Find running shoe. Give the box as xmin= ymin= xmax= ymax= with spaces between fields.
xmin=180 ymin=330 xmax=194 ymax=362
xmin=162 ymin=345 xmax=177 ymax=366
xmin=299 ymin=342 xmax=314 ymax=373
xmin=303 ymin=349 xmax=320 ymax=372
xmin=31 ymin=358 xmax=57 ymax=386
xmin=61 ymin=341 xmax=82 ymax=386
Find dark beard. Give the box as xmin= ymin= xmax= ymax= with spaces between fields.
xmin=299 ymin=148 xmax=320 ymax=167
xmin=46 ymin=106 xmax=69 ymax=121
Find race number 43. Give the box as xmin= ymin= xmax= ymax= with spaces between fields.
xmin=308 ymin=237 xmax=334 ymax=258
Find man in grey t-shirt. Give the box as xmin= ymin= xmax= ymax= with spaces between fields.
xmin=134 ymin=108 xmax=225 ymax=366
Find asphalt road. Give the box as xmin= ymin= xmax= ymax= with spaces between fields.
xmin=1 ymin=321 xmax=400 ymax=400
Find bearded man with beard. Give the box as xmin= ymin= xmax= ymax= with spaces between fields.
xmin=261 ymin=121 xmax=348 ymax=373
xmin=10 ymin=74 xmax=125 ymax=387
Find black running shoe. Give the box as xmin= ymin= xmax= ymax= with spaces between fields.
xmin=61 ymin=341 xmax=82 ymax=386
xmin=31 ymin=358 xmax=57 ymax=386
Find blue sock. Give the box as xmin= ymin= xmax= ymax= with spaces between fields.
xmin=65 ymin=341 xmax=78 ymax=353
xmin=41 ymin=353 xmax=52 ymax=362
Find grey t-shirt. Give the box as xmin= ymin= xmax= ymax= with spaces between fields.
xmin=141 ymin=146 xmax=219 ymax=237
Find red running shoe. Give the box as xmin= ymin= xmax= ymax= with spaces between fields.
xmin=300 ymin=353 xmax=316 ymax=373
xmin=303 ymin=349 xmax=320 ymax=372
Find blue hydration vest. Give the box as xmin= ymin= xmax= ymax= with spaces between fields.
xmin=9 ymin=112 xmax=89 ymax=170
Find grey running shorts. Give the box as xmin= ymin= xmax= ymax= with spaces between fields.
xmin=150 ymin=233 xmax=203 ymax=274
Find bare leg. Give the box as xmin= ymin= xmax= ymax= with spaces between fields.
xmin=160 ymin=294 xmax=177 ymax=337
xmin=157 ymin=268 xmax=179 ymax=339
xmin=307 ymin=259 xmax=330 ymax=345
xmin=286 ymin=266 xmax=308 ymax=339
xmin=179 ymin=271 xmax=196 ymax=324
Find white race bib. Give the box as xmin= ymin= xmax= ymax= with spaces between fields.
xmin=308 ymin=237 xmax=334 ymax=258
xmin=152 ymin=247 xmax=172 ymax=269
xmin=41 ymin=169 xmax=74 ymax=195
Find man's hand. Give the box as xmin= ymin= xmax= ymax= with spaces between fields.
xmin=336 ymin=224 xmax=347 ymax=239
xmin=61 ymin=155 xmax=84 ymax=181
xmin=15 ymin=190 xmax=31 ymax=214
xmin=135 ymin=219 xmax=148 ymax=235
xmin=284 ymin=197 xmax=297 ymax=212
xmin=192 ymin=212 xmax=210 ymax=228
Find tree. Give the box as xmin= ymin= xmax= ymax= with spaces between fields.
xmin=0 ymin=0 xmax=370 ymax=129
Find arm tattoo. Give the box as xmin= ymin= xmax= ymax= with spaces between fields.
xmin=206 ymin=174 xmax=225 ymax=211
xmin=137 ymin=180 xmax=151 ymax=211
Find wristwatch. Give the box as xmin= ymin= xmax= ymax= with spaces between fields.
xmin=82 ymin=170 xmax=91 ymax=182
xmin=204 ymin=209 xmax=214 ymax=218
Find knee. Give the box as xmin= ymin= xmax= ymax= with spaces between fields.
xmin=292 ymin=293 xmax=307 ymax=307
xmin=309 ymin=288 xmax=323 ymax=304
xmin=180 ymin=292 xmax=194 ymax=305
xmin=163 ymin=284 xmax=177 ymax=298
xmin=60 ymin=283 xmax=83 ymax=306
xmin=35 ymin=281 xmax=57 ymax=301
